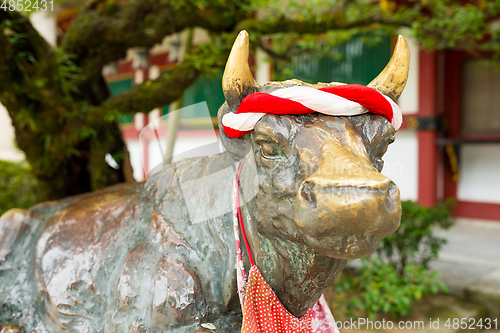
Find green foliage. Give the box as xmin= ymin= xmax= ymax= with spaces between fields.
xmin=335 ymin=258 xmax=448 ymax=319
xmin=0 ymin=160 xmax=37 ymax=216
xmin=263 ymin=23 xmax=393 ymax=63
xmin=408 ymin=0 xmax=500 ymax=52
xmin=333 ymin=200 xmax=454 ymax=319
xmin=378 ymin=199 xmax=455 ymax=273
xmin=52 ymin=50 xmax=83 ymax=97
xmin=249 ymin=0 xmax=500 ymax=64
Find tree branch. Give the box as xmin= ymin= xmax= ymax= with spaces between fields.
xmin=0 ymin=10 xmax=51 ymax=60
xmin=0 ymin=10 xmax=53 ymax=108
xmin=86 ymin=37 xmax=232 ymax=127
xmin=87 ymin=63 xmax=200 ymax=126
xmin=0 ymin=29 xmax=13 ymax=71
xmin=258 ymin=40 xmax=293 ymax=62
xmin=61 ymin=0 xmax=248 ymax=95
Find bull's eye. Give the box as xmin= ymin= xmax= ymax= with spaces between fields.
xmin=259 ymin=141 xmax=283 ymax=159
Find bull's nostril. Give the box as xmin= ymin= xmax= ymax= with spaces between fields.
xmin=300 ymin=181 xmax=316 ymax=206
xmin=385 ymin=182 xmax=399 ymax=212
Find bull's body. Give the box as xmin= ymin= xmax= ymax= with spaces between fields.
xmin=0 ymin=154 xmax=245 ymax=332
xmin=0 ymin=31 xmax=410 ymax=332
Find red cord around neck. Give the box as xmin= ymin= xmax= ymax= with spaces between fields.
xmin=235 ymin=163 xmax=255 ymax=267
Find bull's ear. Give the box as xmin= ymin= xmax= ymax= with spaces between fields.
xmin=218 ymin=102 xmax=253 ymax=160
xmin=218 ymin=31 xmax=259 ymax=160
xmin=367 ymin=35 xmax=410 ymax=102
xmin=222 ymin=30 xmax=259 ymax=109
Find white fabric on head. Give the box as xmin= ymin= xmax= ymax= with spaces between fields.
xmin=270 ymin=86 xmax=367 ymax=116
xmin=221 ymin=86 xmax=403 ymax=134
xmin=222 ymin=112 xmax=266 ymax=132
xmin=383 ymin=95 xmax=402 ymax=130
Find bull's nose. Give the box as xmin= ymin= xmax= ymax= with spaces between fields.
xmin=298 ymin=178 xmax=399 ymax=212
xmin=295 ymin=176 xmax=401 ymax=259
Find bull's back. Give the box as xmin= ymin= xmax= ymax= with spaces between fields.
xmin=36 ymin=182 xmax=149 ymax=331
xmin=0 ymin=155 xmax=240 ymax=332
xmin=0 ymin=183 xmax=148 ymax=331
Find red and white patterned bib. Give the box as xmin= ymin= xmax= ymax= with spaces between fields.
xmin=233 ymin=163 xmax=340 ymax=333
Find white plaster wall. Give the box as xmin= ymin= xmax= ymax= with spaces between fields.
xmin=29 ymin=12 xmax=56 ymax=47
xmin=0 ymin=104 xmax=25 ymax=162
xmin=457 ymin=144 xmax=500 ymax=203
xmin=255 ymin=48 xmax=271 ymax=85
xmin=397 ymin=36 xmax=419 ymax=115
xmin=143 ymin=35 xmax=176 ymax=57
xmin=149 ymin=65 xmax=160 ymax=80
xmin=381 ymin=130 xmax=419 ymax=201
xmin=126 ymin=140 xmax=144 ymax=181
xmin=191 ymin=28 xmax=211 ymax=46
xmin=383 ymin=34 xmax=419 ymax=201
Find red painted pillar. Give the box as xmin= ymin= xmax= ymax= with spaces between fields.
xmin=417 ymin=50 xmax=439 ymax=207
xmin=442 ymin=51 xmax=461 ymax=200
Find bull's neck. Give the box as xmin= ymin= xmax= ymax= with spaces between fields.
xmin=237 ymin=188 xmax=347 ymax=318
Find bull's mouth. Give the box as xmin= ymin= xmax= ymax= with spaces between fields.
xmin=300 ymin=232 xmax=387 ymax=259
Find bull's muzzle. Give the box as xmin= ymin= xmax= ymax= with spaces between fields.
xmin=295 ymin=140 xmax=401 ymax=259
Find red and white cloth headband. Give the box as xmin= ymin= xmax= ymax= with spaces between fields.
xmin=222 ymin=84 xmax=402 ymax=138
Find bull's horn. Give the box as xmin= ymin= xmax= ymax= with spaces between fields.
xmin=368 ymin=35 xmax=410 ymax=102
xmin=223 ymin=30 xmax=258 ymax=109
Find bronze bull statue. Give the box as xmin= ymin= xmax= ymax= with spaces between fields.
xmin=0 ymin=31 xmax=409 ymax=332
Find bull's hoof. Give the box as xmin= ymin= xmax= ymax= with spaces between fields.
xmin=0 ymin=323 xmax=22 ymax=333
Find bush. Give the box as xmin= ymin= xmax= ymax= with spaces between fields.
xmin=0 ymin=160 xmax=37 ymax=216
xmin=333 ymin=199 xmax=455 ymax=319
xmin=334 ymin=258 xmax=448 ymax=319
xmin=378 ymin=199 xmax=455 ymax=274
